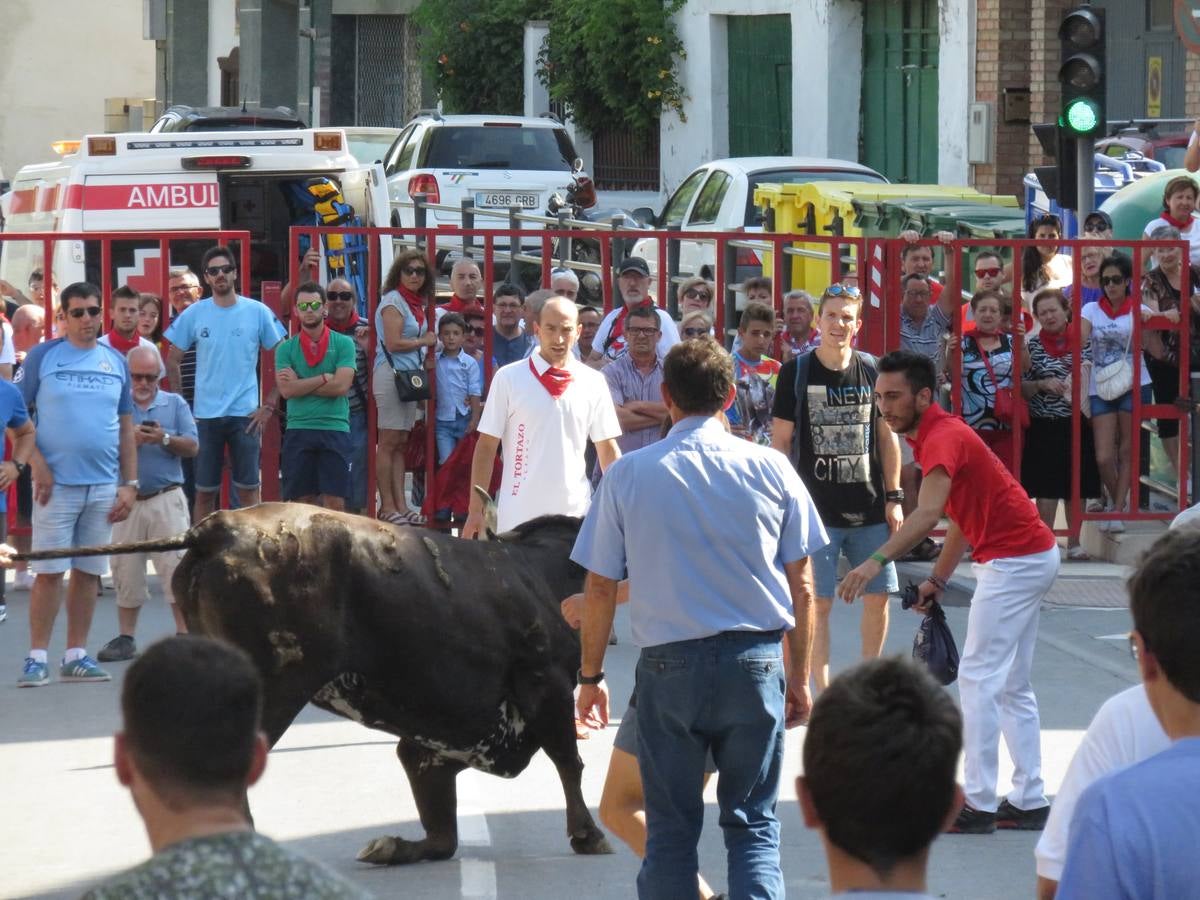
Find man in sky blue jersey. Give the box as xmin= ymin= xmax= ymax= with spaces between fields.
xmin=16 ymin=282 xmax=138 ymax=686
xmin=164 ymin=246 xmax=285 ymax=523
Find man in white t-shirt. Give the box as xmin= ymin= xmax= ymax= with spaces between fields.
xmin=588 ymin=257 xmax=680 ymax=366
xmin=462 ymin=296 xmax=621 ymax=537
xmin=1034 ymin=685 xmax=1169 ymax=899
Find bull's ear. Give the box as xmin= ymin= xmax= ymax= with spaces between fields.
xmin=472 ymin=485 xmax=498 ymax=539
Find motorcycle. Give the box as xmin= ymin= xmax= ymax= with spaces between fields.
xmin=539 ymin=162 xmax=648 ymax=305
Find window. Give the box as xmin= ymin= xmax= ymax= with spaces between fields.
xmin=1149 ymin=0 xmax=1171 ymax=30
xmin=687 ymin=171 xmax=733 ymax=226
xmin=660 ymin=169 xmax=708 ymax=227
xmin=420 ymin=126 xmax=575 ymax=171
xmin=384 ymin=125 xmax=417 ymax=176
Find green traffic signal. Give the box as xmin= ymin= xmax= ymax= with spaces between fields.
xmin=1063 ymin=97 xmax=1100 ymax=136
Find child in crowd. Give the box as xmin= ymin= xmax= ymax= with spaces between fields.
xmin=728 ymin=302 xmax=781 ymax=445
xmin=434 ymin=313 xmax=482 ymax=465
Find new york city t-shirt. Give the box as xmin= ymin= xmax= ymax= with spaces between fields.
xmin=772 ymin=352 xmax=885 ymax=529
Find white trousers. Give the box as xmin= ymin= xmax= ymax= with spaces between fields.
xmin=111 ymin=487 xmax=191 ymax=609
xmin=959 ymin=545 xmax=1060 ymax=812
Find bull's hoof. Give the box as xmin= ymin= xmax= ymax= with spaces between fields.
xmin=356 ymin=835 xmax=457 ymax=866
xmin=570 ymin=828 xmax=614 ymax=855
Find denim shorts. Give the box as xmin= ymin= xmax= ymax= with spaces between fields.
xmin=195 ymin=416 xmax=262 ymax=491
xmin=1089 ymin=383 xmax=1152 ymax=417
xmin=812 ymin=521 xmax=900 ymax=599
xmin=30 ymin=483 xmax=117 ymax=575
xmin=281 ymin=428 xmax=353 ymax=501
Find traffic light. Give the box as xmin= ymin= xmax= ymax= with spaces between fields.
xmin=1058 ymin=7 xmax=1106 ymax=138
xmin=1032 ymin=122 xmax=1078 ymax=210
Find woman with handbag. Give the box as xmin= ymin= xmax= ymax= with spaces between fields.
xmin=1021 ymin=288 xmax=1102 ymax=560
xmin=373 ymin=248 xmax=437 ymax=526
xmin=1080 ymin=254 xmax=1155 ymax=532
xmin=1140 ymin=224 xmax=1192 ymax=479
xmin=952 ymin=289 xmax=1030 ymax=472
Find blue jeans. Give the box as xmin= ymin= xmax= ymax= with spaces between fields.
xmin=435 ymin=412 xmax=471 ymax=465
xmin=348 ymin=409 xmax=369 ymax=512
xmin=635 ymin=630 xmax=786 ymax=900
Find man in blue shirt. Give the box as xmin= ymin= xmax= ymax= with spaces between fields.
xmin=16 ymin=282 xmax=138 ymax=686
xmin=0 ymin=376 xmax=36 ymax=625
xmin=1057 ymin=528 xmax=1200 ymax=899
xmin=573 ymin=338 xmax=827 ymax=900
xmin=164 ymin=246 xmax=285 ymax=523
xmin=96 ymin=345 xmax=198 ymax=663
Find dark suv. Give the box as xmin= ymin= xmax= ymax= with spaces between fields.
xmin=149 ymin=105 xmax=307 ymax=133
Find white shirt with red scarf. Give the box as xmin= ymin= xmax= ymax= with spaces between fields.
xmin=477 ymin=353 xmax=621 ymax=532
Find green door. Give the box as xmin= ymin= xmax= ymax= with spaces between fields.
xmin=861 ymin=0 xmax=939 ymax=183
xmin=727 ymin=15 xmax=792 ymax=156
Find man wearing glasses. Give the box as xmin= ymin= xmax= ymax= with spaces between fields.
xmin=601 ymin=305 xmax=668 ymax=462
xmin=96 ymin=345 xmax=198 ymax=663
xmin=16 ymin=282 xmax=139 ymax=686
xmin=588 ymin=257 xmax=680 ymax=366
xmin=164 ymin=246 xmax=286 ymax=523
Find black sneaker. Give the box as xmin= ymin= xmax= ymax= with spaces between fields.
xmin=996 ymin=799 xmax=1050 ymax=831
xmin=947 ymin=805 xmax=996 ymax=834
xmin=97 ymin=634 xmax=137 ymax=663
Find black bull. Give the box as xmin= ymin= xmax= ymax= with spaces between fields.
xmin=18 ymin=503 xmax=612 ymax=865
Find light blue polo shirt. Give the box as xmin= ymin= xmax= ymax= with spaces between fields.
xmin=16 ymin=338 xmax=132 ymax=486
xmin=132 ymin=390 xmax=198 ymax=493
xmin=571 ymin=415 xmax=829 ymax=648
xmin=0 ymin=380 xmax=30 ymax=513
xmin=163 ymin=295 xmax=286 ymax=419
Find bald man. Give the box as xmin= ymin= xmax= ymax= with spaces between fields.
xmin=462 ymin=296 xmax=622 ymax=538
xmin=11 ymin=305 xmax=45 ymax=368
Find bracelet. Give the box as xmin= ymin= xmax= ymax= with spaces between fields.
xmin=262 ymin=404 xmax=277 ymax=414
xmin=884 ymin=490 xmax=904 ymax=503
xmin=927 ymin=574 xmax=948 ymax=591
xmin=869 ymin=551 xmax=888 ymax=566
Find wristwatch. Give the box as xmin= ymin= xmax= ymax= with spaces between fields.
xmin=121 ymin=479 xmax=140 ymax=490
xmin=577 ymin=669 xmax=605 ymax=686
xmin=161 ymin=431 xmax=172 ymax=447
xmin=12 ymin=460 xmax=28 ymax=477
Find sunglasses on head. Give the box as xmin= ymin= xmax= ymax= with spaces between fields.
xmin=402 ymin=266 xmax=427 ymax=277
xmin=327 ymin=290 xmax=354 ymax=302
xmin=682 ymin=326 xmax=709 ymax=337
xmin=296 ymin=299 xmax=324 ymax=312
xmin=68 ymin=306 xmax=102 ymax=318
xmin=823 ymin=283 xmax=861 ymax=298
xmin=1100 ymin=275 xmax=1126 ymax=286
xmin=975 ymin=267 xmax=1002 ymax=278
xmin=205 ymin=264 xmax=236 ymax=276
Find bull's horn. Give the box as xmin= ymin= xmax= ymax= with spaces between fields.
xmin=472 ymin=485 xmax=498 ymax=540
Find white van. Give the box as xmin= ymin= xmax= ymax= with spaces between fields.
xmin=0 ymin=129 xmax=392 ymax=303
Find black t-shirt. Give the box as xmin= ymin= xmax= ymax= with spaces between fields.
xmin=772 ymin=352 xmax=885 ymax=528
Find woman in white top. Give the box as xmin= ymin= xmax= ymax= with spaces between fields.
xmin=1142 ymin=174 xmax=1200 ymax=269
xmin=1079 ymin=253 xmax=1155 ymax=532
xmin=1019 ymin=213 xmax=1074 ymax=308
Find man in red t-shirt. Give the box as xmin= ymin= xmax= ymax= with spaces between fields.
xmin=839 ymin=350 xmax=1059 ymax=837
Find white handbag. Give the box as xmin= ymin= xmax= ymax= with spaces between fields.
xmin=1095 ymin=323 xmax=1134 ymax=402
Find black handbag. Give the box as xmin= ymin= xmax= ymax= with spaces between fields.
xmin=901 ymin=582 xmax=960 ymax=686
xmin=381 ymin=328 xmax=431 ymax=402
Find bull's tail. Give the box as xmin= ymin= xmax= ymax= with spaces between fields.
xmin=13 ymin=531 xmax=197 ymax=563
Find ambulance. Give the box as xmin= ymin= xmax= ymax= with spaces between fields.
xmin=0 ymin=129 xmax=392 ymax=304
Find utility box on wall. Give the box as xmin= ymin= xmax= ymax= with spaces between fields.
xmin=105 ymin=97 xmax=158 ymax=132
xmin=968 ymin=101 xmax=994 ymax=165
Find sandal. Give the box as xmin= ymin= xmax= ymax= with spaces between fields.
xmin=377 ymin=510 xmax=406 ymax=525
xmin=398 ymin=510 xmax=427 ymax=526
xmin=1066 ymin=545 xmax=1091 ymax=561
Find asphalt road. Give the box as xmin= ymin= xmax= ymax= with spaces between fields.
xmin=0 ymin=560 xmax=1141 ymax=900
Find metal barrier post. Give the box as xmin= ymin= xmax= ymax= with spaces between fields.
xmin=557 ymin=212 xmax=570 ymax=267
xmin=1192 ymin=373 xmax=1200 ymax=507
xmin=721 ymin=240 xmax=737 ymax=347
xmin=413 ymin=194 xmax=428 ymax=250
xmin=508 ymin=205 xmax=523 ymax=286
xmin=461 ymin=198 xmax=475 ymax=263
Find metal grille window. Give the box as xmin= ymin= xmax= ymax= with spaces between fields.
xmin=592 ymin=127 xmax=660 ymax=192
xmin=331 ymin=14 xmax=410 ymax=126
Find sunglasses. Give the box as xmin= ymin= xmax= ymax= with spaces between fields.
xmin=1083 ymin=223 xmax=1109 ymax=234
xmin=130 ymin=373 xmax=159 ymax=382
xmin=205 ymin=264 xmax=236 ymax=276
xmin=67 ymin=306 xmax=103 ymax=318
xmin=824 ymin=283 xmax=861 ymax=298
xmin=682 ymin=288 xmax=711 ymax=301
xmin=682 ymin=327 xmax=710 ymax=337
xmin=975 ymin=267 xmax=1002 ymax=278
xmin=1100 ymin=275 xmax=1126 ymax=286
xmin=327 ymin=290 xmax=354 ymax=302
xmin=296 ymin=300 xmax=324 ymax=312
xmin=402 ymin=266 xmax=427 ymax=277
xmin=468 ymin=325 xmax=486 ymax=336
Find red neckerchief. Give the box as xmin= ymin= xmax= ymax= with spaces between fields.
xmin=609 ymin=298 xmax=655 ymax=346
xmin=1040 ymin=329 xmax=1071 ymax=358
xmin=327 ymin=311 xmax=361 ymax=335
xmin=1162 ymin=211 xmax=1194 ymax=231
xmin=1100 ymin=293 xmax=1133 ymax=321
xmin=529 ymin=356 xmax=573 ymax=399
xmin=299 ymin=324 xmax=330 ymax=368
xmin=105 ymin=330 xmax=141 ymax=354
xmin=398 ymin=286 xmax=427 ymax=330
xmin=442 ymin=295 xmax=469 ymax=314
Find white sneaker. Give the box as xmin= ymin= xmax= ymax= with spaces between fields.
xmin=13 ymin=570 xmax=33 ymax=591
xmin=1108 ymin=518 xmax=1125 ymax=534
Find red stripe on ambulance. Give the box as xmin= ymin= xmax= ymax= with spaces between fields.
xmin=82 ymin=182 xmax=219 ymax=211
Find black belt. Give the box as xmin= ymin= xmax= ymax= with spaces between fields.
xmin=136 ymin=484 xmax=182 ymax=502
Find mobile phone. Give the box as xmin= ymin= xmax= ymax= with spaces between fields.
xmin=141 ymin=419 xmax=158 ymax=428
